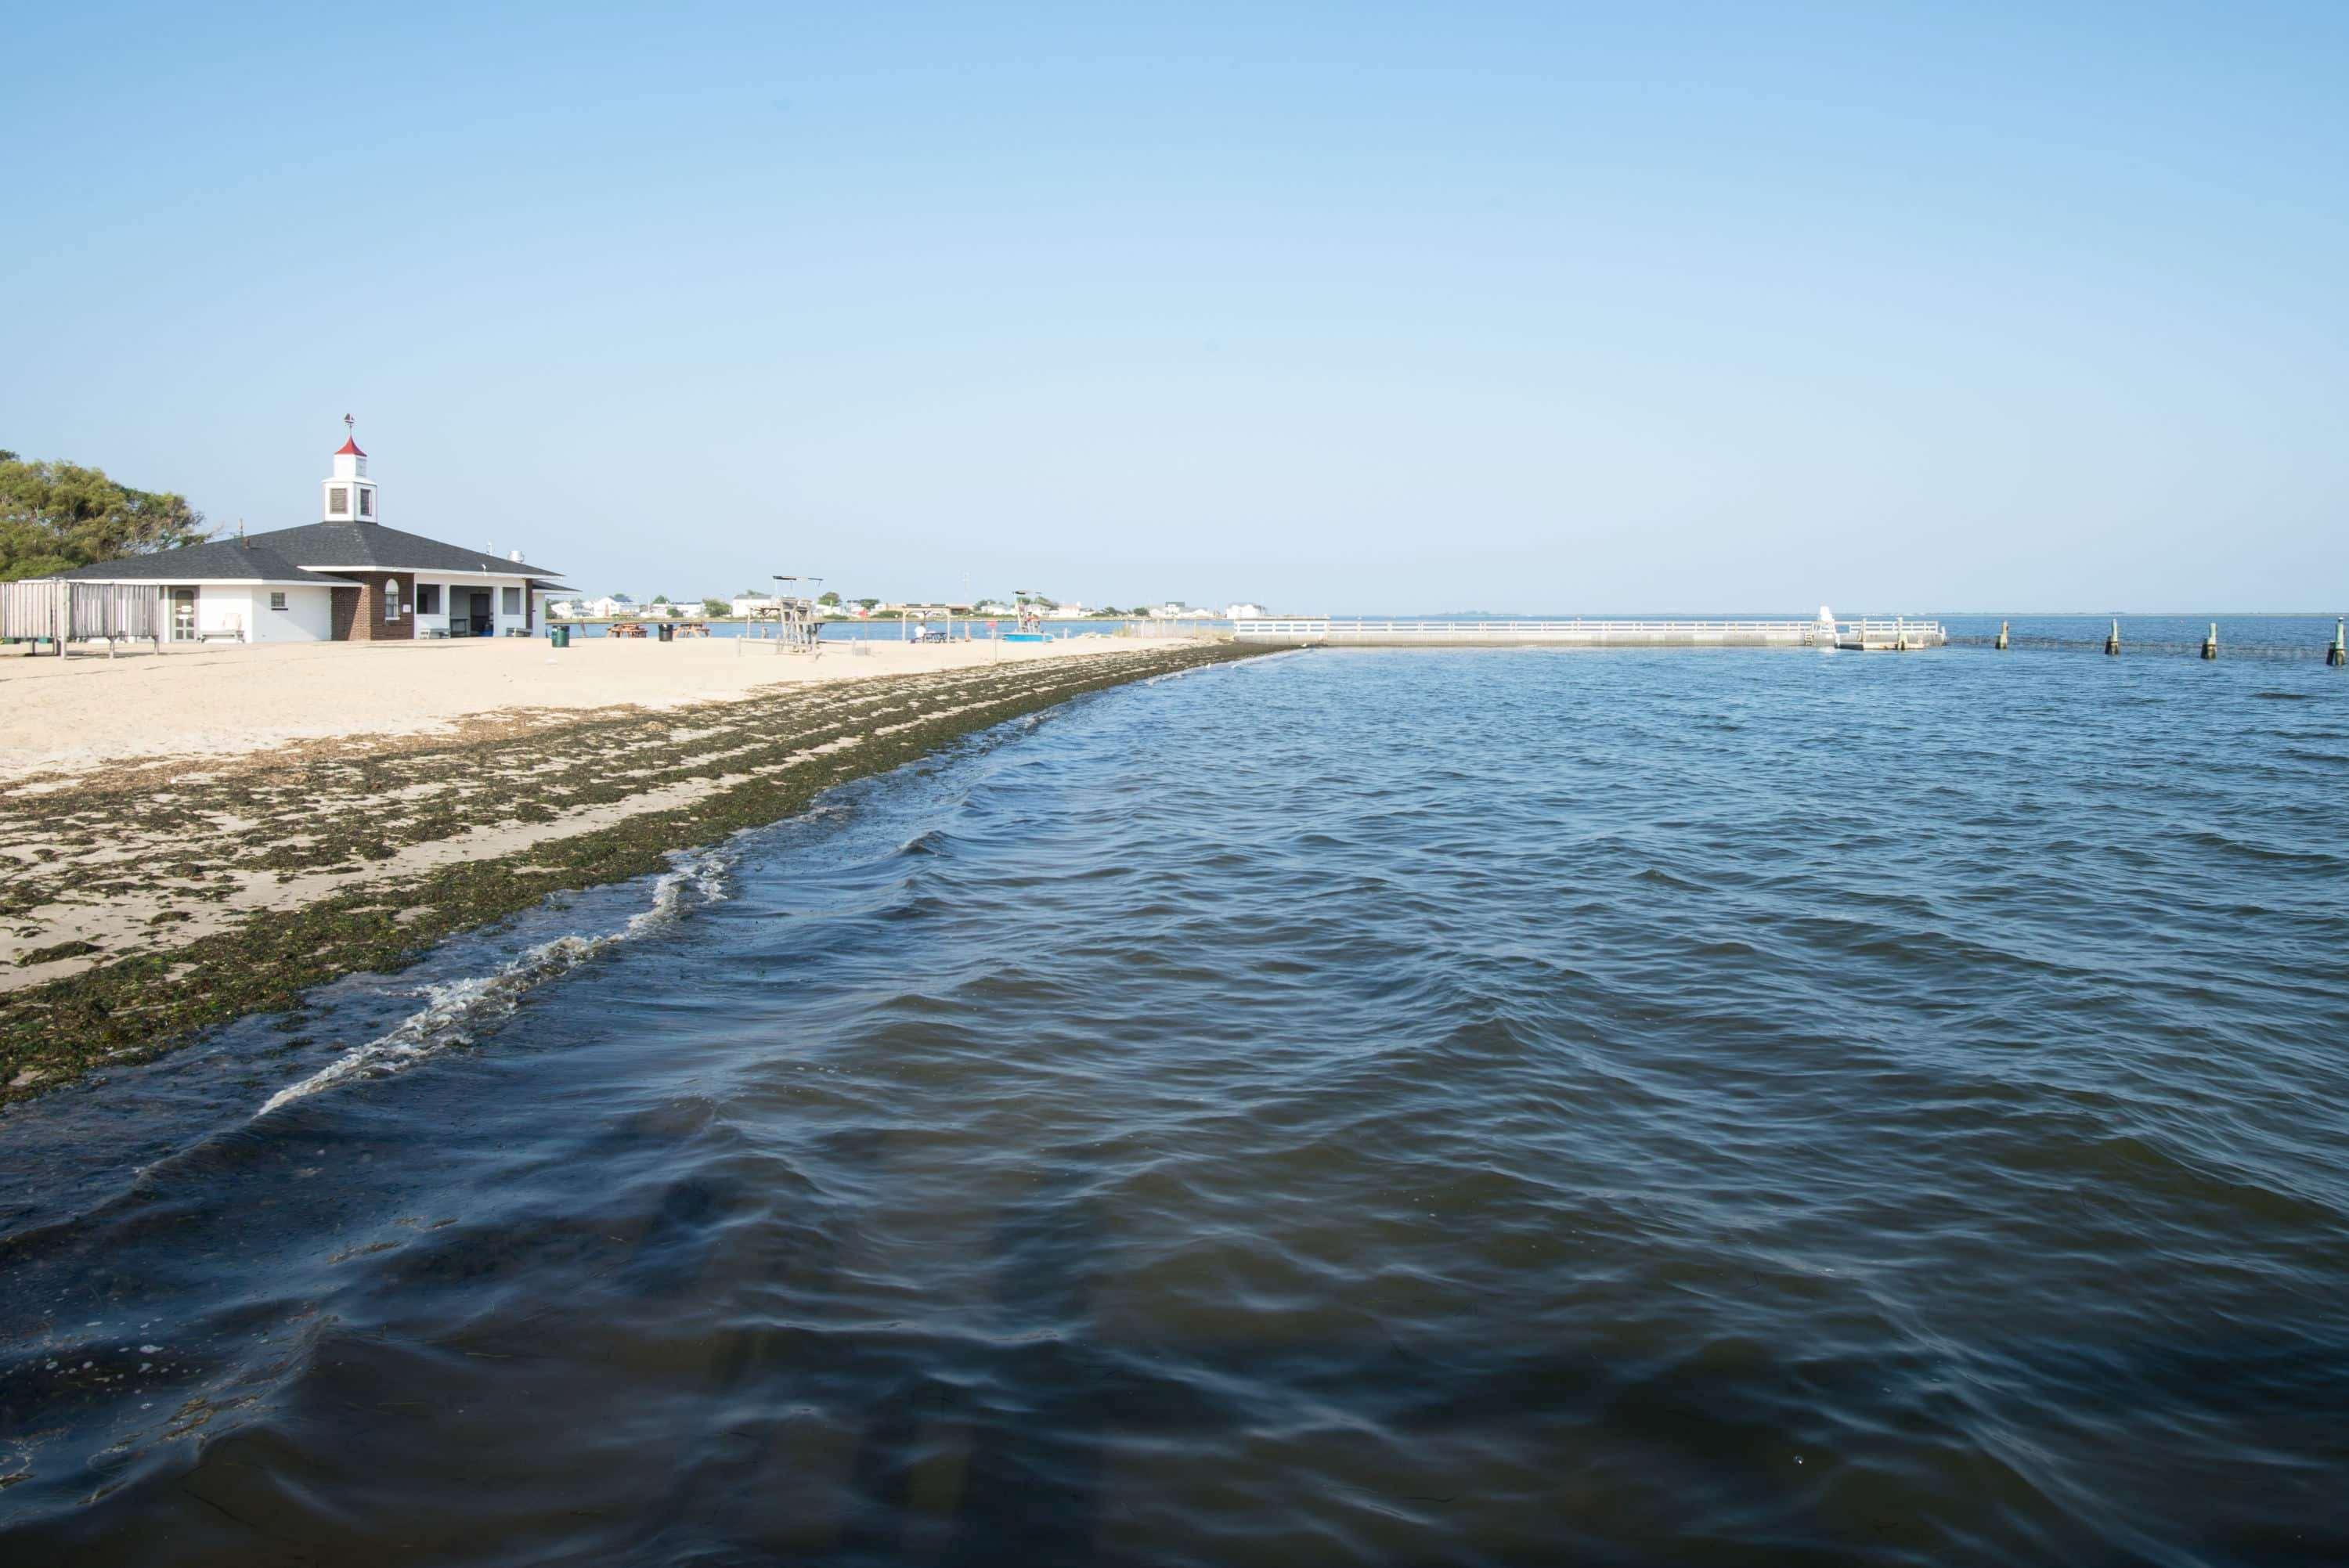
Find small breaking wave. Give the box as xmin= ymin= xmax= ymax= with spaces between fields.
xmin=255 ymin=850 xmax=731 ymax=1117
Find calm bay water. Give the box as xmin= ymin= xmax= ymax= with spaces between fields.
xmin=5 ymin=638 xmax=2347 ymax=1564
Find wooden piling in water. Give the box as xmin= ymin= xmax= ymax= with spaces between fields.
xmin=2104 ymin=619 xmax=2121 ymax=657
xmin=1994 ymin=619 xmax=2009 ymax=651
xmin=2201 ymin=622 xmax=2218 ymax=660
xmin=2330 ymin=618 xmax=2347 ymax=668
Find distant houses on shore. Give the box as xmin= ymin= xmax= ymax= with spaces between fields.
xmin=543 ymin=596 xmax=1272 ymax=622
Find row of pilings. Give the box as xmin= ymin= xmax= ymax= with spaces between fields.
xmin=1978 ymin=618 xmax=2347 ymax=663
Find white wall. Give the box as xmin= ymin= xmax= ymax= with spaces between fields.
xmin=188 ymin=586 xmax=330 ymax=643
xmin=193 ymin=588 xmax=253 ymax=641
xmin=251 ymin=586 xmax=333 ymax=643
xmin=190 ymin=587 xmax=243 ymax=640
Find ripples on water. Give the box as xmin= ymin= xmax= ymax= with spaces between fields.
xmin=4 ymin=643 xmax=2347 ymax=1565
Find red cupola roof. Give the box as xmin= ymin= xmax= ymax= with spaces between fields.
xmin=335 ymin=437 xmax=366 ymax=457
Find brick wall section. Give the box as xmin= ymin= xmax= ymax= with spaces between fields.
xmin=325 ymin=572 xmax=415 ymax=642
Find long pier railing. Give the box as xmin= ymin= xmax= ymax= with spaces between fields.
xmin=1232 ymin=617 xmax=1947 ymax=651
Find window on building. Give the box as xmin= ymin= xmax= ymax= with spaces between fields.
xmin=417 ymin=583 xmax=440 ymax=615
xmin=358 ymin=488 xmax=373 ymax=517
xmin=269 ymin=592 xmax=288 ymax=611
xmin=329 ymin=487 xmax=348 ymax=514
xmin=502 ymin=586 xmax=521 ymax=615
xmin=384 ymin=578 xmax=399 ymax=620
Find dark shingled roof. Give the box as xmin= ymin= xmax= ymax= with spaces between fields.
xmin=236 ymin=521 xmax=559 ymax=577
xmin=54 ymin=539 xmax=338 ymax=583
xmin=55 ymin=521 xmax=561 ymax=582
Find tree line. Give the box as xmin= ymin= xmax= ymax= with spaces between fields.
xmin=0 ymin=451 xmax=208 ymax=582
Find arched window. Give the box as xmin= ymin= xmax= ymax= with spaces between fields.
xmin=384 ymin=578 xmax=399 ymax=620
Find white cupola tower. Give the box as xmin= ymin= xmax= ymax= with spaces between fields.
xmin=322 ymin=413 xmax=378 ymax=523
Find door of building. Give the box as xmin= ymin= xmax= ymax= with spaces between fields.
xmin=170 ymin=588 xmax=197 ymax=641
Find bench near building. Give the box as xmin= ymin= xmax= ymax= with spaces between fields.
xmin=43 ymin=424 xmax=568 ymax=645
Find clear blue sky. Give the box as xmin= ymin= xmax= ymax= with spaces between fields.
xmin=5 ymin=2 xmax=2344 ymax=611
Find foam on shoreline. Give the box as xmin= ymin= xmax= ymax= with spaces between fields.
xmin=255 ymin=849 xmax=733 ymax=1116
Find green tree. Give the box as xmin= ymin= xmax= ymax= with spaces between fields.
xmin=0 ymin=453 xmax=209 ymax=582
xmin=702 ymin=597 xmax=729 ymax=618
xmin=818 ymin=590 xmax=840 ymax=607
xmin=856 ymin=597 xmax=879 ymax=611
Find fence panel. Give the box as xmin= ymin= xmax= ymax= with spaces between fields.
xmin=75 ymin=584 xmax=163 ymax=640
xmin=0 ymin=579 xmax=68 ymax=641
xmin=0 ymin=581 xmax=164 ymax=645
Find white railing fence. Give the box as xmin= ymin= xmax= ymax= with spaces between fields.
xmin=0 ymin=581 xmax=167 ymax=649
xmin=1117 ymin=619 xmax=1225 ymax=640
xmin=1232 ymin=617 xmax=1948 ymax=646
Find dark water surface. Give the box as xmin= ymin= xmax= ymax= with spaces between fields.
xmin=5 ymin=644 xmax=2348 ymax=1565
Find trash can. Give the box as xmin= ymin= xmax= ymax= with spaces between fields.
xmin=658 ymin=622 xmax=675 ymax=643
xmin=550 ymin=625 xmax=569 ymax=649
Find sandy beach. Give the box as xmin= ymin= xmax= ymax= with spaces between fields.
xmin=0 ymin=633 xmax=1156 ymax=784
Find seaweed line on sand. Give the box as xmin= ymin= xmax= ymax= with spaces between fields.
xmin=1 ymin=641 xmax=1282 ymax=1105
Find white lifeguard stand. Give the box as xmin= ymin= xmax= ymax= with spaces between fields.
xmin=743 ymin=574 xmax=822 ymax=654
